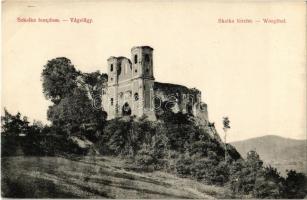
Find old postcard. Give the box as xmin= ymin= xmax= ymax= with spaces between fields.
xmin=1 ymin=0 xmax=306 ymax=199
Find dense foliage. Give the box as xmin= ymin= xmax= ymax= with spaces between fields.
xmin=1 ymin=110 xmax=87 ymax=156
xmin=41 ymin=57 xmax=80 ymax=104
xmin=42 ymin=58 xmax=107 ymax=140
xmin=96 ymin=112 xmax=241 ymax=185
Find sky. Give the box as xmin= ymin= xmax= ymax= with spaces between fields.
xmin=2 ymin=1 xmax=306 ymax=142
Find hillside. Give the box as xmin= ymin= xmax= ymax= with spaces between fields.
xmin=1 ymin=156 xmax=233 ymax=198
xmin=231 ymin=135 xmax=307 ymax=175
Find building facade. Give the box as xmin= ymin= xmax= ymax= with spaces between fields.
xmin=101 ymin=46 xmax=208 ymax=122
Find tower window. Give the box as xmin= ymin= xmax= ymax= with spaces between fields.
xmin=134 ymin=93 xmax=139 ymax=101
xmin=110 ymin=98 xmax=114 ymax=106
xmin=145 ymin=54 xmax=150 ymax=62
xmin=134 ymin=55 xmax=138 ymax=64
xmin=146 ymin=68 xmax=149 ymax=72
xmin=135 ymin=69 xmax=137 ymax=73
xmin=117 ymin=63 xmax=121 ymax=75
xmin=110 ymin=64 xmax=113 ymax=71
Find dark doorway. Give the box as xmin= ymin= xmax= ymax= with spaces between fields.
xmin=186 ymin=103 xmax=193 ymax=114
xmin=122 ymin=102 xmax=131 ymax=116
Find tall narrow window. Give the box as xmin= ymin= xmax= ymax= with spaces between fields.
xmin=117 ymin=63 xmax=121 ymax=75
xmin=145 ymin=54 xmax=150 ymax=62
xmin=110 ymin=64 xmax=113 ymax=71
xmin=110 ymin=98 xmax=114 ymax=106
xmin=134 ymin=55 xmax=138 ymax=64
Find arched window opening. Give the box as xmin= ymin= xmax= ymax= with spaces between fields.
xmin=134 ymin=55 xmax=138 ymax=64
xmin=134 ymin=93 xmax=139 ymax=101
xmin=122 ymin=103 xmax=131 ymax=116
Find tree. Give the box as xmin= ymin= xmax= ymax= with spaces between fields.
xmin=222 ymin=116 xmax=230 ymax=162
xmin=283 ymin=170 xmax=307 ymax=198
xmin=1 ymin=108 xmax=30 ymax=135
xmin=229 ymin=151 xmax=264 ymax=195
xmin=47 ymin=88 xmax=106 ymax=139
xmin=253 ymin=166 xmax=284 ymax=198
xmin=41 ymin=57 xmax=80 ymax=104
xmin=77 ymin=71 xmax=108 ymax=109
xmin=42 ymin=58 xmax=107 ymax=139
xmin=246 ymin=150 xmax=263 ymax=171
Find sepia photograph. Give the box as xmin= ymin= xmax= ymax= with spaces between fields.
xmin=1 ymin=0 xmax=306 ymax=199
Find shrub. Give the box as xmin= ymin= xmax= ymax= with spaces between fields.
xmin=253 ymin=166 xmax=284 ymax=198
xmin=175 ymin=155 xmax=193 ymax=177
xmin=283 ymin=170 xmax=307 ymax=198
xmin=134 ymin=144 xmax=156 ymax=171
xmin=191 ymin=156 xmax=229 ymax=185
xmin=229 ymin=151 xmax=264 ymax=195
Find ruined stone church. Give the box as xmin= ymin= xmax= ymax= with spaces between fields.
xmin=101 ymin=46 xmax=208 ymax=122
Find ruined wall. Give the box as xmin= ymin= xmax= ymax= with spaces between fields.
xmin=153 ymin=82 xmax=208 ymax=122
xmin=102 ymin=46 xmax=209 ymax=123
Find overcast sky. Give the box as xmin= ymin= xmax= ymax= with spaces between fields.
xmin=2 ymin=1 xmax=306 ymax=142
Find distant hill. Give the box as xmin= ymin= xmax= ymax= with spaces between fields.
xmin=231 ymin=135 xmax=307 ymax=176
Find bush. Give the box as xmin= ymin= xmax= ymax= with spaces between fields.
xmin=229 ymin=151 xmax=264 ymax=195
xmin=191 ymin=157 xmax=229 ymax=185
xmin=134 ymin=144 xmax=156 ymax=171
xmin=229 ymin=151 xmax=307 ymax=199
xmin=253 ymin=166 xmax=284 ymax=198
xmin=283 ymin=170 xmax=307 ymax=198
xmin=175 ymin=155 xmax=193 ymax=177
xmin=98 ymin=116 xmax=156 ymax=156
xmin=134 ymin=129 xmax=170 ymax=171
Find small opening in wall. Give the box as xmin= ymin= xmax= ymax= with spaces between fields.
xmin=117 ymin=63 xmax=121 ymax=75
xmin=134 ymin=93 xmax=139 ymax=101
xmin=111 ymin=98 xmax=114 ymax=106
xmin=110 ymin=64 xmax=113 ymax=71
xmin=135 ymin=69 xmax=137 ymax=73
xmin=134 ymin=55 xmax=138 ymax=64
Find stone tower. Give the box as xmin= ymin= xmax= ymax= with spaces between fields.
xmin=102 ymin=46 xmax=156 ymax=120
xmin=131 ymin=46 xmax=156 ymax=120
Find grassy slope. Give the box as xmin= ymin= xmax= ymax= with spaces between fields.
xmin=1 ymin=156 xmax=231 ymax=198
